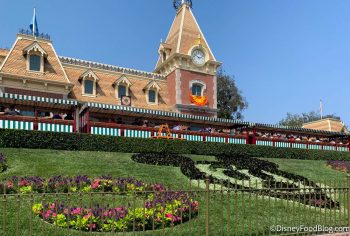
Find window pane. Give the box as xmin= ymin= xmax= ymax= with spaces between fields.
xmin=192 ymin=84 xmax=202 ymax=96
xmin=118 ymin=85 xmax=126 ymax=98
xmin=29 ymin=55 xmax=41 ymax=71
xmin=84 ymin=80 xmax=93 ymax=94
xmin=148 ymin=90 xmax=156 ymax=103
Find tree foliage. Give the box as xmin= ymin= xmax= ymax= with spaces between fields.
xmin=279 ymin=111 xmax=341 ymax=127
xmin=217 ymin=69 xmax=248 ymax=119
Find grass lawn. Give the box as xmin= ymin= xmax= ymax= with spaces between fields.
xmin=0 ymin=148 xmax=349 ymax=235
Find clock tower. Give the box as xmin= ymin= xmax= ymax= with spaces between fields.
xmin=154 ymin=0 xmax=222 ymax=117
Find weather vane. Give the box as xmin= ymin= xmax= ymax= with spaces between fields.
xmin=173 ymin=0 xmax=192 ymax=10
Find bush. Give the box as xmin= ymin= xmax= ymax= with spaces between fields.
xmin=0 ymin=153 xmax=7 ymax=172
xmin=0 ymin=129 xmax=349 ymax=160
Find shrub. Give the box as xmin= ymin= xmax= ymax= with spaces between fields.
xmin=0 ymin=153 xmax=7 ymax=172
xmin=327 ymin=160 xmax=350 ymax=172
xmin=0 ymin=128 xmax=349 ymax=160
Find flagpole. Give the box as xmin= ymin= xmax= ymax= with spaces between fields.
xmin=33 ymin=8 xmax=36 ymax=37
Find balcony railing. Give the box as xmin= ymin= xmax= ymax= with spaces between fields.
xmin=18 ymin=29 xmax=51 ymax=40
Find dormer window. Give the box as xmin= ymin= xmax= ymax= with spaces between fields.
xmin=29 ymin=55 xmax=41 ymax=71
xmin=23 ymin=42 xmax=47 ymax=73
xmin=84 ymin=80 xmax=94 ymax=95
xmin=148 ymin=90 xmax=156 ymax=104
xmin=144 ymin=80 xmax=161 ymax=105
xmin=79 ymin=70 xmax=99 ymax=97
xmin=113 ymin=75 xmax=132 ymax=100
xmin=118 ymin=85 xmax=126 ymax=99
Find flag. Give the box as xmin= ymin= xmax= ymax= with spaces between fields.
xmin=29 ymin=8 xmax=39 ymax=36
xmin=320 ymin=99 xmax=323 ymax=119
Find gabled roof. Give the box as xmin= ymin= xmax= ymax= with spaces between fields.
xmin=113 ymin=75 xmax=132 ymax=86
xmin=79 ymin=70 xmax=99 ymax=81
xmin=0 ymin=36 xmax=71 ymax=85
xmin=156 ymin=3 xmax=216 ymax=68
xmin=144 ymin=80 xmax=161 ymax=91
xmin=302 ymin=118 xmax=348 ymax=133
xmin=23 ymin=42 xmax=47 ymax=56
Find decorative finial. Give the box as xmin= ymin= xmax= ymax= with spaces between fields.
xmin=173 ymin=0 xmax=192 ymax=11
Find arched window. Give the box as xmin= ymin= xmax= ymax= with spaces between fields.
xmin=23 ymin=42 xmax=47 ymax=73
xmin=192 ymin=84 xmax=203 ymax=96
xmin=84 ymin=80 xmax=94 ymax=95
xmin=80 ymin=70 xmax=99 ymax=97
xmin=148 ymin=90 xmax=156 ymax=104
xmin=118 ymin=85 xmax=127 ymax=99
xmin=29 ymin=55 xmax=41 ymax=71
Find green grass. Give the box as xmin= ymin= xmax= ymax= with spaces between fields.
xmin=0 ymin=149 xmax=349 ymax=235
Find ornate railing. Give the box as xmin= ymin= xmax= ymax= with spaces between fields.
xmin=18 ymin=29 xmax=51 ymax=40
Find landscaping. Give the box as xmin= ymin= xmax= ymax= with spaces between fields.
xmin=0 ymin=148 xmax=348 ymax=235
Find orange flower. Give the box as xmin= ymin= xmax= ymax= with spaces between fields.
xmin=190 ymin=95 xmax=208 ymax=106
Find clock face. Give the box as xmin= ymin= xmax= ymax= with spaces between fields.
xmin=191 ymin=49 xmax=205 ymax=66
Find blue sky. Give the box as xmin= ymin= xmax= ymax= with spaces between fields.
xmin=0 ymin=0 xmax=349 ymax=125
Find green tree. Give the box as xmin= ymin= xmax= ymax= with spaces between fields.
xmin=279 ymin=111 xmax=341 ymax=127
xmin=217 ymin=69 xmax=248 ymax=119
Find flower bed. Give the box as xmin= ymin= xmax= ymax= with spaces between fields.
xmin=0 ymin=153 xmax=7 ymax=172
xmin=0 ymin=176 xmax=199 ymax=232
xmin=327 ymin=160 xmax=350 ymax=172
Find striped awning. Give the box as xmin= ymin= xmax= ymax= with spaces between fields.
xmin=0 ymin=92 xmax=78 ymax=108
xmin=87 ymin=102 xmax=249 ymax=126
xmin=250 ymin=122 xmax=348 ymax=137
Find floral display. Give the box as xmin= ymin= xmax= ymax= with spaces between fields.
xmin=0 ymin=153 xmax=7 ymax=172
xmin=190 ymin=95 xmax=208 ymax=106
xmin=327 ymin=160 xmax=350 ymax=172
xmin=0 ymin=175 xmax=198 ymax=232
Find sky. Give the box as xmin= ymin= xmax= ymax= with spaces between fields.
xmin=0 ymin=0 xmax=349 ymax=126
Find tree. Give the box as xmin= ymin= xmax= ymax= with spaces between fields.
xmin=217 ymin=69 xmax=248 ymax=119
xmin=279 ymin=111 xmax=341 ymax=127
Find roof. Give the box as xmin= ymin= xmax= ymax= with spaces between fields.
xmin=156 ymin=3 xmax=216 ymax=68
xmin=0 ymin=36 xmax=71 ymax=85
xmin=251 ymin=122 xmax=348 ymax=137
xmin=302 ymin=118 xmax=348 ymax=133
xmin=0 ymin=49 xmax=9 ymax=67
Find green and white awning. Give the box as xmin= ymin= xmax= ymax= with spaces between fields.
xmin=0 ymin=92 xmax=77 ymax=108
xmin=86 ymin=102 xmax=249 ymax=126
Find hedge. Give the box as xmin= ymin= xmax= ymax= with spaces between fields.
xmin=0 ymin=129 xmax=349 ymax=160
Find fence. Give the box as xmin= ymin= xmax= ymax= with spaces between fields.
xmin=1 ymin=177 xmax=350 ymax=235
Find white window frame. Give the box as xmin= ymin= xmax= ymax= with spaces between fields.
xmin=144 ymin=80 xmax=161 ymax=105
xmin=189 ymin=80 xmax=206 ymax=96
xmin=114 ymin=75 xmax=132 ymax=100
xmin=23 ymin=42 xmax=47 ymax=73
xmin=80 ymin=70 xmax=99 ymax=97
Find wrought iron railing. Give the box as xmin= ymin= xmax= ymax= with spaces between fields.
xmin=18 ymin=29 xmax=51 ymax=40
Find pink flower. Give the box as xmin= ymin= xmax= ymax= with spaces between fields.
xmin=7 ymin=181 xmax=13 ymax=189
xmin=165 ymin=213 xmax=173 ymax=219
xmin=52 ymin=213 xmax=57 ymax=218
xmin=50 ymin=204 xmax=55 ymax=210
xmin=44 ymin=213 xmax=50 ymax=219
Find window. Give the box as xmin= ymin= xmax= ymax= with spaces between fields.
xmin=192 ymin=84 xmax=202 ymax=96
xmin=84 ymin=80 xmax=94 ymax=95
xmin=148 ymin=90 xmax=156 ymax=103
xmin=29 ymin=55 xmax=41 ymax=71
xmin=162 ymin=52 xmax=167 ymax=62
xmin=118 ymin=85 xmax=127 ymax=99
